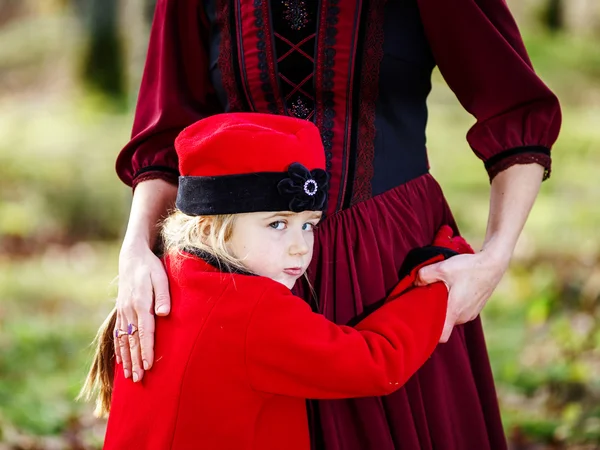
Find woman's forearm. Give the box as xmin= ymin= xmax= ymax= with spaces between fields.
xmin=481 ymin=163 xmax=545 ymax=264
xmin=122 ymin=179 xmax=178 ymax=249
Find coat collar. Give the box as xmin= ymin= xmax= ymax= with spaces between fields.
xmin=181 ymin=247 xmax=255 ymax=277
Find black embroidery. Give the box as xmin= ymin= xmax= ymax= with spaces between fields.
xmin=320 ymin=0 xmax=339 ymax=171
xmin=254 ymin=0 xmax=279 ymax=113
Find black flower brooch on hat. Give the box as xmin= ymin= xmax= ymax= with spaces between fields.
xmin=277 ymin=163 xmax=329 ymax=212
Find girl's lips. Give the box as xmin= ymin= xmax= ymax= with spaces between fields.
xmin=283 ymin=268 xmax=303 ymax=276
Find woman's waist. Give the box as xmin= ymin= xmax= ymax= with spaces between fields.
xmin=320 ymin=172 xmax=449 ymax=248
xmin=323 ymin=127 xmax=432 ymax=212
xmin=325 ymin=145 xmax=431 ymax=213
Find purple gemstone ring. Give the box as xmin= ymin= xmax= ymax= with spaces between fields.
xmin=127 ymin=323 xmax=138 ymax=335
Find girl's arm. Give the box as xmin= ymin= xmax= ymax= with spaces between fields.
xmin=245 ymin=274 xmax=447 ymax=399
xmin=115 ymin=0 xmax=223 ymax=383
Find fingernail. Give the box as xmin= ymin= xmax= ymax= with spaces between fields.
xmin=116 ymin=356 xmax=121 ymax=365
xmin=143 ymin=360 xmax=149 ymax=370
xmin=124 ymin=369 xmax=131 ymax=379
xmin=133 ymin=372 xmax=139 ymax=383
xmin=156 ymin=306 xmax=169 ymax=315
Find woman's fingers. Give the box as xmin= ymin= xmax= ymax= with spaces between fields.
xmin=126 ymin=311 xmax=143 ymax=382
xmin=137 ymin=308 xmax=155 ymax=372
xmin=439 ymin=306 xmax=457 ymax=343
xmin=113 ymin=310 xmax=123 ymax=366
xmin=116 ymin=309 xmax=133 ymax=379
xmin=415 ymin=260 xmax=447 ymax=287
xmin=116 ymin=244 xmax=172 ymax=380
xmin=152 ymin=265 xmax=171 ymax=317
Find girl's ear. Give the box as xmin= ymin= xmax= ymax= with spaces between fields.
xmin=198 ymin=217 xmax=214 ymax=240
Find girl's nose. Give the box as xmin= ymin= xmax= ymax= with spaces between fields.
xmin=289 ymin=230 xmax=309 ymax=256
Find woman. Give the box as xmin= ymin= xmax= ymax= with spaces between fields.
xmin=113 ymin=0 xmax=561 ymax=448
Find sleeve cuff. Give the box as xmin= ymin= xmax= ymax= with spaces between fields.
xmin=485 ymin=146 xmax=552 ymax=182
xmin=131 ymin=166 xmax=180 ymax=191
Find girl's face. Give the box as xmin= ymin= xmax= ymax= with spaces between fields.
xmin=227 ymin=210 xmax=322 ymax=289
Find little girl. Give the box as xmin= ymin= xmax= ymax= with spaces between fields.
xmin=81 ymin=113 xmax=472 ymax=450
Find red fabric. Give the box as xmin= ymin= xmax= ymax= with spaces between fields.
xmin=216 ymin=0 xmax=245 ymax=113
xmin=387 ymin=254 xmax=445 ymax=302
xmin=417 ymin=0 xmax=561 ymax=181
xmin=384 ymin=225 xmax=473 ymax=301
xmin=302 ymin=175 xmax=506 ymax=449
xmin=236 ymin=1 xmax=285 ymax=114
xmin=432 ymin=224 xmax=475 ymax=254
xmin=313 ymin=0 xmax=362 ymax=214
xmin=115 ymin=0 xmax=223 ymax=187
xmin=352 ymin=0 xmax=386 ymax=205
xmin=116 ymin=0 xmax=561 ymax=190
xmin=175 ymin=113 xmax=325 ymax=177
xmin=104 ymin=254 xmax=448 ymax=450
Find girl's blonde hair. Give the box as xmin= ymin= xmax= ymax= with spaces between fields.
xmin=161 ymin=210 xmax=243 ymax=272
xmin=80 ymin=208 xmax=315 ymax=417
xmin=79 ymin=210 xmax=241 ymax=417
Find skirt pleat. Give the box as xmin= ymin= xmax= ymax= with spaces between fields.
xmin=303 ymin=174 xmax=507 ymax=450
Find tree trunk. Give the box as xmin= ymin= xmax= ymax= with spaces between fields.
xmin=80 ymin=0 xmax=126 ymax=103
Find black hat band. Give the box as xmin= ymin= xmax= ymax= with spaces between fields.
xmin=176 ymin=163 xmax=329 ymax=216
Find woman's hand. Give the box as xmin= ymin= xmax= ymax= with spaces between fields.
xmin=114 ymin=179 xmax=178 ymax=382
xmin=115 ymin=239 xmax=171 ymax=382
xmin=416 ymin=163 xmax=546 ymax=342
xmin=415 ymin=250 xmax=509 ymax=342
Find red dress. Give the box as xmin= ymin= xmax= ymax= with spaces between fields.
xmin=115 ymin=1 xmax=561 ymax=448
xmin=104 ymin=254 xmax=448 ymax=450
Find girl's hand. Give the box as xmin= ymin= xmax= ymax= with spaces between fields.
xmin=415 ymin=250 xmax=509 ymax=343
xmin=114 ymin=239 xmax=171 ymax=382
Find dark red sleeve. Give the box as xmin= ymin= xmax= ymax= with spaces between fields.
xmin=245 ymin=283 xmax=447 ymax=399
xmin=418 ymin=0 xmax=562 ymax=181
xmin=116 ymin=0 xmax=223 ymax=188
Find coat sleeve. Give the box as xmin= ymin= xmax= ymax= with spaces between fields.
xmin=116 ymin=0 xmax=223 ymax=188
xmin=245 ymin=282 xmax=447 ymax=399
xmin=418 ymin=0 xmax=562 ymax=181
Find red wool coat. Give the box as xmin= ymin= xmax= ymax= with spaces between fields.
xmin=104 ymin=253 xmax=448 ymax=450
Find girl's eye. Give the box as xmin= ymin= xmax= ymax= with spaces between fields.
xmin=269 ymin=221 xmax=286 ymax=230
xmin=302 ymin=222 xmax=317 ymax=232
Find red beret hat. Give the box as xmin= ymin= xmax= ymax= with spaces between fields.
xmin=174 ymin=113 xmax=328 ymax=215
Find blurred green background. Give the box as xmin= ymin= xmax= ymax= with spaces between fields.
xmin=0 ymin=0 xmax=599 ymax=449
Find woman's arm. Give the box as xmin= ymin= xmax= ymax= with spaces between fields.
xmin=115 ymin=179 xmax=177 ymax=380
xmin=418 ymin=0 xmax=561 ymax=181
xmin=414 ymin=0 xmax=561 ymax=341
xmin=417 ymin=164 xmax=544 ymax=341
xmin=115 ymin=0 xmax=222 ymax=383
xmin=116 ymin=0 xmax=221 ymax=189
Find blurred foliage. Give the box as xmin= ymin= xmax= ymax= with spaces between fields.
xmin=0 ymin=2 xmax=599 ymax=449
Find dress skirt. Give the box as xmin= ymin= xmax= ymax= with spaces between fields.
xmin=303 ymin=173 xmax=507 ymax=450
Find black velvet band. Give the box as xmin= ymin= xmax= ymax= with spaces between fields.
xmin=135 ymin=165 xmax=180 ymax=177
xmin=397 ymin=246 xmax=459 ymax=280
xmin=176 ymin=164 xmax=328 ymax=215
xmin=484 ymin=146 xmax=550 ymax=171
